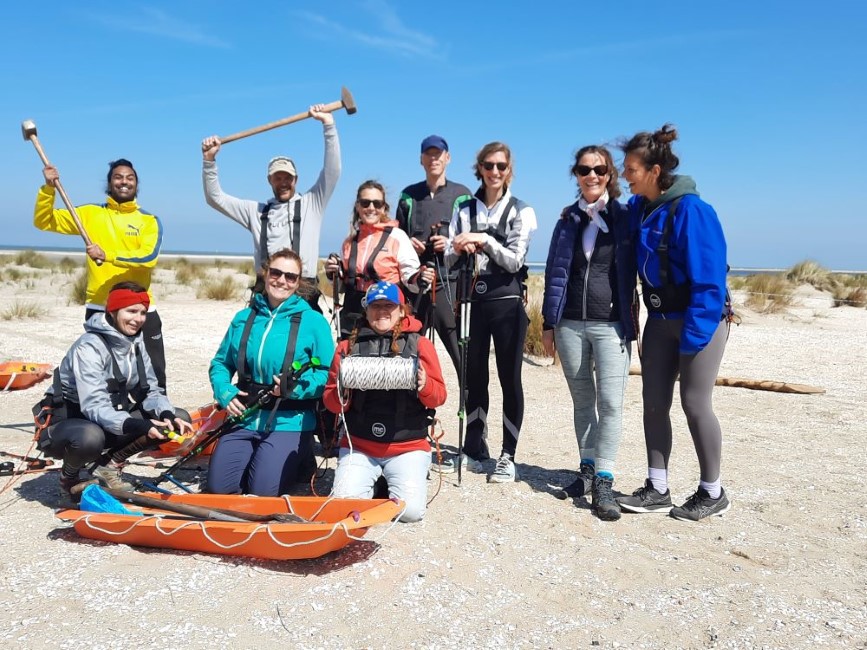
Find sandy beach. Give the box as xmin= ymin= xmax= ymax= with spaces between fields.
xmin=1 ymin=261 xmax=865 ymax=649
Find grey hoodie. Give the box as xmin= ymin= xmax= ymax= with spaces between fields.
xmin=48 ymin=313 xmax=173 ymax=435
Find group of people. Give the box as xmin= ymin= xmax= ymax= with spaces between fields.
xmin=31 ymin=104 xmax=732 ymax=524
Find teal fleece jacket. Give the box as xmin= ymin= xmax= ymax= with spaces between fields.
xmin=209 ymin=293 xmax=335 ymax=432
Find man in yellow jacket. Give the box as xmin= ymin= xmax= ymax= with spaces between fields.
xmin=34 ymin=159 xmax=168 ymax=392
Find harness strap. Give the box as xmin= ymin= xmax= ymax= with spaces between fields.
xmin=259 ymin=200 xmax=302 ymax=264
xmin=346 ymin=226 xmax=394 ymax=289
xmin=468 ymin=197 xmax=517 ymax=243
xmin=656 ymin=196 xmax=683 ymax=289
xmin=91 ymin=333 xmax=149 ymax=409
xmin=263 ymin=313 xmax=304 ymax=433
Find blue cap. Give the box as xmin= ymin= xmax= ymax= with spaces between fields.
xmin=362 ymin=281 xmax=404 ymax=308
xmin=420 ymin=135 xmax=448 ymax=153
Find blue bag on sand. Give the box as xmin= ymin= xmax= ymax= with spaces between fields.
xmin=79 ymin=484 xmax=142 ymax=516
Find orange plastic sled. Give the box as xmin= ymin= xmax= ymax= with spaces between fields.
xmin=56 ymin=493 xmax=404 ymax=561
xmin=155 ymin=403 xmax=227 ymax=457
xmin=0 ymin=362 xmax=52 ymax=392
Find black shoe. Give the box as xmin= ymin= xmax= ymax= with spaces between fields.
xmin=592 ymin=475 xmax=621 ymax=521
xmin=554 ymin=462 xmax=594 ymax=500
xmin=617 ymin=479 xmax=673 ymax=513
xmin=670 ymin=487 xmax=731 ymax=522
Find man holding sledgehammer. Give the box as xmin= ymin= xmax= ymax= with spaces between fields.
xmin=200 ymin=105 xmax=341 ymax=313
xmin=34 ymin=159 xmax=169 ymax=393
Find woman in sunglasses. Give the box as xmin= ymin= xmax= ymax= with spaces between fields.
xmin=208 ymin=248 xmax=335 ymax=496
xmin=325 ymin=180 xmax=434 ymax=337
xmin=541 ymin=145 xmax=637 ymax=521
xmin=616 ymin=124 xmax=731 ymax=522
xmin=444 ymin=142 xmax=537 ymax=483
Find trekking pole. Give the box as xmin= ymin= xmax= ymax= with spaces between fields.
xmin=141 ymin=359 xmax=321 ymax=492
xmin=327 ymin=253 xmax=343 ymax=337
xmin=455 ymin=256 xmax=474 ymax=486
xmin=412 ymin=261 xmax=436 ymax=315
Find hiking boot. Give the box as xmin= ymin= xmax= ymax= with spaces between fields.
xmin=58 ymin=476 xmax=98 ymax=507
xmin=91 ymin=463 xmax=134 ymax=491
xmin=617 ymin=479 xmax=673 ymax=513
xmin=436 ymin=453 xmax=484 ymax=474
xmin=554 ymin=462 xmax=595 ymax=500
xmin=670 ymin=487 xmax=731 ymax=522
xmin=487 ymin=454 xmax=517 ymax=483
xmin=591 ymin=475 xmax=621 ymax=521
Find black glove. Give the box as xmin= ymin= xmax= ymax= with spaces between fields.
xmin=121 ymin=417 xmax=153 ymax=437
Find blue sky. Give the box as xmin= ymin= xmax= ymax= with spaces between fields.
xmin=1 ymin=1 xmax=865 ymax=270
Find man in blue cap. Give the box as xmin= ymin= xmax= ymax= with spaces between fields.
xmin=396 ymin=135 xmax=471 ymax=372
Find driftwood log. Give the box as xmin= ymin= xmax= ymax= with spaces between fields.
xmin=627 ymin=368 xmax=825 ymax=394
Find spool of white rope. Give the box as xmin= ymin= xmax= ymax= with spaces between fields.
xmin=339 ymin=356 xmax=418 ymax=391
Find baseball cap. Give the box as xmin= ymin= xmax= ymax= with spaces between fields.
xmin=420 ymin=135 xmax=448 ymax=153
xmin=362 ymin=281 xmax=404 ymax=308
xmin=267 ymin=156 xmax=297 ymax=177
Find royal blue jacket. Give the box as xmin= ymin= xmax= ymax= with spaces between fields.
xmin=630 ymin=175 xmax=727 ymax=354
xmin=542 ymin=198 xmax=637 ymax=341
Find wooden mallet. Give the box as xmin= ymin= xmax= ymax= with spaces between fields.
xmin=218 ymin=86 xmax=357 ymax=144
xmin=21 ymin=119 xmax=101 ymax=264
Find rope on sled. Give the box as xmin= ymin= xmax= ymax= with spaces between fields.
xmin=338 ymin=356 xmax=417 ymax=391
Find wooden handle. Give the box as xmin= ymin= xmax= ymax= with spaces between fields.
xmin=219 ymin=99 xmax=345 ymax=144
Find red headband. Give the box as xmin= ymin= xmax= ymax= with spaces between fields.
xmin=106 ymin=289 xmax=150 ymax=313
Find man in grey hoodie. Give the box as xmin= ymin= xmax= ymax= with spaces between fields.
xmin=201 ymin=104 xmax=341 ymax=312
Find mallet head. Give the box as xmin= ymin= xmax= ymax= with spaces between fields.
xmin=21 ymin=119 xmax=38 ymax=140
xmin=341 ymin=87 xmax=358 ymax=115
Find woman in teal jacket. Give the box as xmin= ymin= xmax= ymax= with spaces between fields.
xmin=208 ymin=248 xmax=334 ymax=495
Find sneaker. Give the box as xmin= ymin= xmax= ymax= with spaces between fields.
xmin=591 ymin=475 xmax=621 ymax=521
xmin=435 ymin=453 xmax=484 ymax=474
xmin=487 ymin=454 xmax=517 ymax=483
xmin=91 ymin=463 xmax=134 ymax=491
xmin=617 ymin=479 xmax=673 ymax=513
xmin=58 ymin=476 xmax=98 ymax=507
xmin=670 ymin=487 xmax=731 ymax=522
xmin=554 ymin=462 xmax=595 ymax=500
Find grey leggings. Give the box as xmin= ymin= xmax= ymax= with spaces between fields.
xmin=641 ymin=318 xmax=727 ymax=482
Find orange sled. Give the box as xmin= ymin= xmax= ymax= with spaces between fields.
xmin=0 ymin=362 xmax=52 ymax=391
xmin=155 ymin=403 xmax=227 ymax=457
xmin=56 ymin=493 xmax=404 ymax=561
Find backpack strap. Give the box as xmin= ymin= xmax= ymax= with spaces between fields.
xmin=259 ymin=200 xmax=274 ymax=266
xmin=289 ymin=200 xmax=302 ymax=254
xmin=657 ymin=196 xmax=684 ymax=288
xmin=346 ymin=226 xmax=394 ymax=289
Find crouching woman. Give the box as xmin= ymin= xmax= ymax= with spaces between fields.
xmin=208 ymin=249 xmax=334 ymax=496
xmin=323 ymin=281 xmax=446 ymax=522
xmin=36 ymin=282 xmax=191 ymax=502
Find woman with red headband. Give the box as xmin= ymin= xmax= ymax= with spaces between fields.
xmin=36 ymin=282 xmax=191 ymax=504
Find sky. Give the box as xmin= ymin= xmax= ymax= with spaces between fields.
xmin=1 ymin=1 xmax=865 ymax=271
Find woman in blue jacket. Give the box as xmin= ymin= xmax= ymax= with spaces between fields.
xmin=617 ymin=124 xmax=731 ymax=522
xmin=542 ymin=145 xmax=636 ymax=521
xmin=208 ymin=248 xmax=334 ymax=496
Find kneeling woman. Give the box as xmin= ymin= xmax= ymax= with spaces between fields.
xmin=37 ymin=282 xmax=191 ymax=501
xmin=323 ymin=281 xmax=446 ymax=522
xmin=208 ymin=249 xmax=334 ymax=496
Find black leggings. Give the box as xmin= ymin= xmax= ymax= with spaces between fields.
xmin=463 ymin=297 xmax=529 ymax=460
xmin=85 ymin=308 xmax=166 ymax=393
xmin=641 ymin=318 xmax=727 ymax=482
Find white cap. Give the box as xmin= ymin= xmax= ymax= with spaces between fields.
xmin=267 ymin=156 xmax=297 ymax=177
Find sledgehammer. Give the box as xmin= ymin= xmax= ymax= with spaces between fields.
xmin=21 ymin=119 xmax=101 ymax=264
xmin=218 ymin=86 xmax=357 ymax=144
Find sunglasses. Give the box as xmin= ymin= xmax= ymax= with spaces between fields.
xmin=267 ymin=267 xmax=301 ymax=283
xmin=481 ymin=161 xmax=509 ymax=172
xmin=357 ymin=199 xmax=385 ymax=209
xmin=576 ymin=165 xmax=609 ymax=177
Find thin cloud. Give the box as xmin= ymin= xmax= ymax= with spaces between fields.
xmin=89 ymin=7 xmax=230 ymax=49
xmin=294 ymin=2 xmax=443 ymax=60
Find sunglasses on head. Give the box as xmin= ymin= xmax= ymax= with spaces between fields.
xmin=576 ymin=165 xmax=609 ymax=177
xmin=481 ymin=161 xmax=509 ymax=172
xmin=357 ymin=199 xmax=385 ymax=209
xmin=267 ymin=267 xmax=300 ymax=282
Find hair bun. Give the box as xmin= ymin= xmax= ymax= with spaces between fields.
xmin=653 ymin=124 xmax=678 ymax=145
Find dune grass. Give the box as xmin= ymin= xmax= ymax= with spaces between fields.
xmin=2 ymin=300 xmax=48 ymax=320
xmin=742 ymin=273 xmax=795 ymax=313
xmin=69 ymin=271 xmax=88 ymax=305
xmin=196 ymin=274 xmax=241 ymax=301
xmin=786 ymin=259 xmax=838 ymax=293
xmin=14 ymin=249 xmax=52 ymax=269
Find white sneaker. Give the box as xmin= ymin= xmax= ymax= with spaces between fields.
xmin=434 ymin=453 xmax=484 ymax=474
xmin=487 ymin=454 xmax=517 ymax=483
